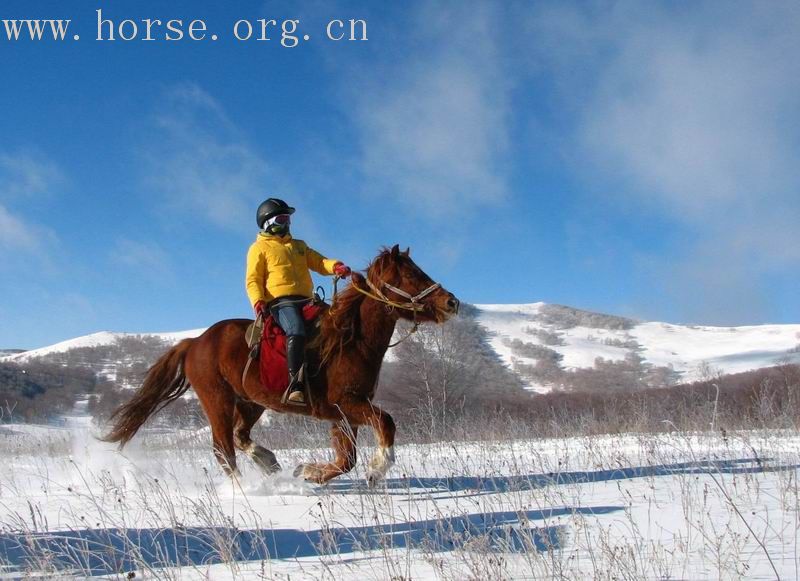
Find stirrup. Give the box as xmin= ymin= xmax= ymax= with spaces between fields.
xmin=281 ymin=369 xmax=307 ymax=406
xmin=286 ymin=387 xmax=306 ymax=405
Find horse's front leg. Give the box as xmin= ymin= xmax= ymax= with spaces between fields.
xmin=294 ymin=421 xmax=358 ymax=484
xmin=342 ymin=400 xmax=396 ymax=487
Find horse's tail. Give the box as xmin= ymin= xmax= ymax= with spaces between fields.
xmin=101 ymin=338 xmax=194 ymax=447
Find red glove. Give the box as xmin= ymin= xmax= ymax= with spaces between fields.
xmin=333 ymin=262 xmax=351 ymax=277
xmin=254 ymin=300 xmax=266 ymax=318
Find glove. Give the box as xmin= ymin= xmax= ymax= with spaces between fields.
xmin=333 ymin=262 xmax=351 ymax=277
xmin=254 ymin=300 xmax=267 ymax=318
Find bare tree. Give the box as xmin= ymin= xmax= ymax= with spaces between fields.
xmin=377 ymin=306 xmax=528 ymax=438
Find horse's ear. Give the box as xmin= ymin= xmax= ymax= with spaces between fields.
xmin=390 ymin=244 xmax=400 ymax=259
xmin=403 ymin=247 xmax=410 ymax=256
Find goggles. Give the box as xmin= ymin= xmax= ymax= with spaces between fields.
xmin=268 ymin=214 xmax=291 ymax=226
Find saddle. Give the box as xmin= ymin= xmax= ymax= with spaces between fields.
xmin=245 ymin=301 xmax=327 ymax=394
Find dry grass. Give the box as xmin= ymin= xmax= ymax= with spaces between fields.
xmin=1 ymin=413 xmax=799 ymax=579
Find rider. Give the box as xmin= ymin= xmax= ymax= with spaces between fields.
xmin=246 ymin=198 xmax=351 ymax=405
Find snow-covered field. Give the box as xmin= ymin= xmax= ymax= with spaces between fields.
xmin=1 ymin=414 xmax=798 ymax=579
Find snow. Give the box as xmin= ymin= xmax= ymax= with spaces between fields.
xmin=0 ymin=329 xmax=206 ymax=363
xmin=0 ymin=416 xmax=798 ymax=579
xmin=4 ymin=302 xmax=800 ymax=393
xmin=557 ymin=326 xmax=631 ymax=368
xmin=473 ymin=303 xmax=549 ymax=393
xmin=632 ymin=321 xmax=800 ymax=378
xmin=474 ymin=303 xmax=800 ymax=391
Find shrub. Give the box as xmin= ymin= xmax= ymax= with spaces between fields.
xmin=523 ymin=327 xmax=565 ymax=346
xmin=536 ymin=304 xmax=635 ymax=330
xmin=0 ymin=362 xmax=96 ymax=422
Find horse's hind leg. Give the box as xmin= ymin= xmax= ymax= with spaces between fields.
xmin=294 ymin=421 xmax=358 ymax=484
xmin=233 ymin=400 xmax=281 ymax=475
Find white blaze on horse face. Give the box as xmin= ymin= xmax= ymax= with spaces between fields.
xmin=367 ymin=446 xmax=395 ymax=481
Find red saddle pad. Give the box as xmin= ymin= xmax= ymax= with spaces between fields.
xmin=259 ymin=302 xmax=323 ymax=393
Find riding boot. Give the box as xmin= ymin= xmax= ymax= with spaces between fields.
xmin=285 ymin=335 xmax=306 ymax=405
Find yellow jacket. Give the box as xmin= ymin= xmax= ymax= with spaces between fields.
xmin=245 ymin=233 xmax=339 ymax=306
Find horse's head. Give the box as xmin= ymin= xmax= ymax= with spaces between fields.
xmin=365 ymin=244 xmax=460 ymax=323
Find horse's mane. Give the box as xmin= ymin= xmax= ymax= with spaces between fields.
xmin=315 ymin=249 xmax=396 ymax=364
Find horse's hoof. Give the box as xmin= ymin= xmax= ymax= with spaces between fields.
xmin=250 ymin=445 xmax=281 ymax=474
xmin=366 ymin=471 xmax=381 ymax=489
xmin=293 ymin=463 xmax=324 ymax=482
xmin=365 ymin=446 xmax=394 ymax=488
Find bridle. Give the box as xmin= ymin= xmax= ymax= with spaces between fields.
xmin=336 ymin=274 xmax=442 ymax=347
xmin=365 ymin=278 xmax=441 ymax=312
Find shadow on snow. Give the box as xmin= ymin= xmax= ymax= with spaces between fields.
xmin=0 ymin=507 xmax=586 ymax=576
xmin=0 ymin=457 xmax=794 ymax=575
xmin=324 ymin=456 xmax=796 ymax=497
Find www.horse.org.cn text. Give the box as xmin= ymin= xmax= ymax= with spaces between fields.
xmin=1 ymin=10 xmax=369 ymax=46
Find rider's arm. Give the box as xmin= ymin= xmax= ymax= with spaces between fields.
xmin=245 ymin=244 xmax=268 ymax=307
xmin=306 ymin=246 xmax=339 ymax=276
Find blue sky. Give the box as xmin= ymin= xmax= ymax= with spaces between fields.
xmin=1 ymin=0 xmax=799 ymax=349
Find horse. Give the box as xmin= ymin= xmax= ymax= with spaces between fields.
xmin=102 ymin=245 xmax=459 ymax=486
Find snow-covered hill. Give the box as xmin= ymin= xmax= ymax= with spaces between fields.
xmin=3 ymin=303 xmax=799 ymax=394
xmin=0 ymin=349 xmax=25 ymax=357
xmin=1 ymin=329 xmax=205 ymax=365
xmin=475 ymin=303 xmax=800 ymax=392
xmin=0 ymin=329 xmax=206 ymax=386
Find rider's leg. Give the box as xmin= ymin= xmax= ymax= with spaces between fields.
xmin=271 ymin=299 xmax=308 ymax=404
xmin=285 ymin=334 xmax=306 ymax=393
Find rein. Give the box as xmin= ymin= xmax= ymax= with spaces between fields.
xmin=334 ymin=274 xmax=441 ymax=348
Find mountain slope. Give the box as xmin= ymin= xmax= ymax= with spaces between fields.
xmin=474 ymin=303 xmax=800 ymax=392
xmin=3 ymin=304 xmax=799 ymax=395
xmin=0 ymin=330 xmax=206 ymax=388
xmin=2 ymin=330 xmax=205 ymax=365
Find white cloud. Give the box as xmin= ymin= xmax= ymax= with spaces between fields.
xmin=0 ymin=204 xmax=38 ymax=252
xmin=145 ymin=83 xmax=271 ymax=230
xmin=0 ymin=150 xmax=62 ymax=257
xmin=0 ymin=150 xmax=63 ymax=200
xmin=112 ymin=238 xmax=173 ymax=279
xmin=527 ymin=0 xmax=800 ymax=323
xmin=350 ymin=2 xmax=510 ymax=216
xmin=578 ymin=6 xmax=800 ymax=216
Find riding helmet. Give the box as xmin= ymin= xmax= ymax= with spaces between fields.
xmin=256 ymin=198 xmax=295 ymax=229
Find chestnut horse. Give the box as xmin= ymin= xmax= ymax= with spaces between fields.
xmin=103 ymin=245 xmax=459 ymax=485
